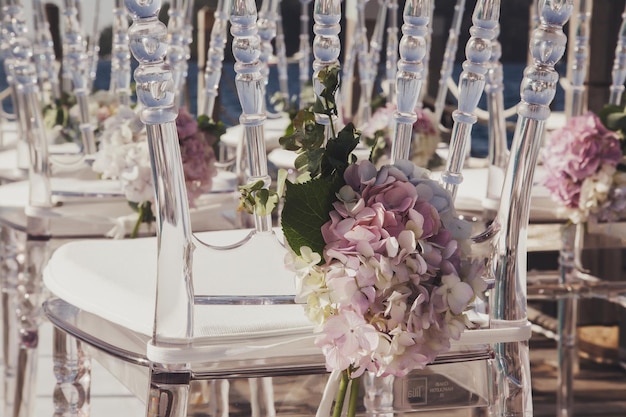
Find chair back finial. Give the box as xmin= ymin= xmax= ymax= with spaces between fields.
xmin=484 ymin=24 xmax=508 ymax=212
xmin=125 ymin=0 xmax=195 ymax=342
xmin=111 ymin=0 xmax=132 ymax=107
xmin=62 ymin=0 xmax=97 ymax=154
xmin=2 ymin=1 xmax=53 ymax=213
xmin=273 ymin=1 xmax=290 ymax=104
xmin=32 ymin=0 xmax=60 ymax=102
xmin=565 ymin=0 xmax=592 ymax=118
xmin=298 ymin=0 xmax=313 ymax=109
xmin=167 ymin=0 xmax=193 ymax=106
xmin=312 ymin=0 xmax=341 ymax=140
xmin=258 ymin=0 xmax=281 ymax=102
xmin=201 ymin=0 xmax=230 ymax=117
xmin=390 ymin=0 xmax=431 ymax=163
xmin=440 ymin=0 xmax=500 ymax=198
xmin=384 ymin=0 xmax=399 ymax=104
xmin=433 ymin=0 xmax=466 ymax=128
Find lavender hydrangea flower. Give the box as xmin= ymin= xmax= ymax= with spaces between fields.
xmin=291 ymin=160 xmax=485 ymax=376
xmin=542 ymin=111 xmax=624 ymax=223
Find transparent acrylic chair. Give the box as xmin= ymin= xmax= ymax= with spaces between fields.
xmin=0 ymin=2 xmax=136 ymax=416
xmin=523 ymin=2 xmax=626 ymax=417
xmin=41 ymin=1 xmax=572 ymax=416
xmin=0 ymin=2 xmax=234 ymax=416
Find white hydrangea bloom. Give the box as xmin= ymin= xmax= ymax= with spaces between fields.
xmin=92 ymin=108 xmax=153 ymax=204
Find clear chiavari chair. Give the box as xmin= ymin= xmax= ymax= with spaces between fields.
xmin=0 ymin=1 xmax=237 ymax=416
xmin=40 ymin=2 xmax=575 ymax=417
xmin=0 ymin=2 xmax=136 ymax=416
xmin=524 ymin=3 xmax=626 ymax=417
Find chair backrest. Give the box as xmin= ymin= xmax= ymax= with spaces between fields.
xmin=391 ymin=1 xmax=574 ymax=414
xmin=1 ymin=1 xmax=54 ymax=214
xmin=125 ymin=0 xmax=285 ymax=344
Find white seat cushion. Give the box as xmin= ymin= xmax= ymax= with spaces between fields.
xmin=0 ymin=179 xmax=124 ymax=208
xmin=221 ymin=116 xmax=291 ymax=150
xmin=44 ymin=229 xmax=313 ymax=339
xmin=440 ymin=166 xmax=566 ymax=222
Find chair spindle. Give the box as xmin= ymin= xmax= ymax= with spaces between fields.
xmin=440 ymin=0 xmax=500 ymax=199
xmin=201 ymin=0 xmax=230 ymax=117
xmin=230 ymin=0 xmax=272 ymax=233
xmin=609 ymin=3 xmax=626 ymax=106
xmin=125 ymin=0 xmax=193 ymax=342
xmin=312 ymin=0 xmax=341 ymax=140
xmin=390 ymin=0 xmax=431 ymax=163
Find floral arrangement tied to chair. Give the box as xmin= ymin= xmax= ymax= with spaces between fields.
xmin=278 ymin=64 xmax=486 ymax=416
xmin=542 ymin=109 xmax=626 ymax=225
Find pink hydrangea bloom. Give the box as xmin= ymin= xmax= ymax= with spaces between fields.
xmin=176 ymin=107 xmax=200 ymax=139
xmin=360 ymin=104 xmax=440 ymax=168
xmin=176 ymin=107 xmax=219 ymax=204
xmin=296 ymin=160 xmax=485 ymax=376
xmin=542 ymin=112 xmax=623 ymax=220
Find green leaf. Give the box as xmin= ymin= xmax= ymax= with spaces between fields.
xmin=279 ymin=131 xmax=302 ymax=151
xmin=281 ymin=176 xmax=344 ymax=257
xmin=605 ymin=112 xmax=626 ymax=131
xmin=321 ymin=123 xmax=360 ymax=178
xmin=598 ymin=104 xmax=626 ymax=130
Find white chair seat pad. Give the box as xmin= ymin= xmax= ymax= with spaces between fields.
xmin=0 ymin=179 xmax=124 ymax=208
xmin=44 ymin=229 xmax=313 ymax=340
xmin=438 ymin=166 xmax=565 ymax=221
xmin=221 ymin=116 xmax=291 ymax=150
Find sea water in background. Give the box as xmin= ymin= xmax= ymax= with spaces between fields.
xmin=2 ymin=59 xmax=566 ymax=157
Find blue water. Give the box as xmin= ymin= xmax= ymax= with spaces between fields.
xmin=2 ymin=59 xmax=566 ymax=158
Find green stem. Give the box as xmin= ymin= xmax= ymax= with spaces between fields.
xmin=347 ymin=376 xmax=361 ymax=417
xmin=130 ymin=203 xmax=144 ymax=238
xmin=332 ymin=370 xmax=350 ymax=417
xmin=324 ymin=99 xmax=337 ymax=140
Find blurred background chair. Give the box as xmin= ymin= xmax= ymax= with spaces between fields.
xmin=0 ymin=1 xmax=240 ymax=416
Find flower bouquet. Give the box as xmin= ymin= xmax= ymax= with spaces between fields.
xmin=92 ymin=106 xmax=224 ymax=237
xmin=279 ymin=65 xmax=486 ymax=416
xmin=43 ymin=90 xmax=119 ymax=144
xmin=542 ymin=111 xmax=626 ymax=225
xmin=361 ymin=101 xmax=442 ymax=170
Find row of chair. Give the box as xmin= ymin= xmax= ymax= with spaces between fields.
xmin=3 ymin=1 xmax=626 ymax=417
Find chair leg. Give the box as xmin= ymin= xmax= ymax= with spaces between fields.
xmin=1 ymin=225 xmax=22 ymax=413
xmin=557 ymin=297 xmax=578 ymax=417
xmin=491 ymin=340 xmax=533 ymax=417
xmin=4 ymin=232 xmax=49 ymax=417
xmin=52 ymin=327 xmax=91 ymax=417
xmin=260 ymin=377 xmax=276 ymax=417
xmin=146 ymin=369 xmax=191 ymax=417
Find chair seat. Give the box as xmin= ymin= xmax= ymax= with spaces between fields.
xmin=44 ymin=227 xmax=531 ymax=367
xmin=448 ymin=166 xmax=565 ymax=221
xmin=43 ymin=229 xmax=314 ymax=339
xmin=0 ymin=171 xmax=239 ymax=235
xmin=266 ymin=149 xmax=564 ymax=222
xmin=221 ymin=116 xmax=291 ymax=150
xmin=0 ymin=179 xmax=125 ymax=208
